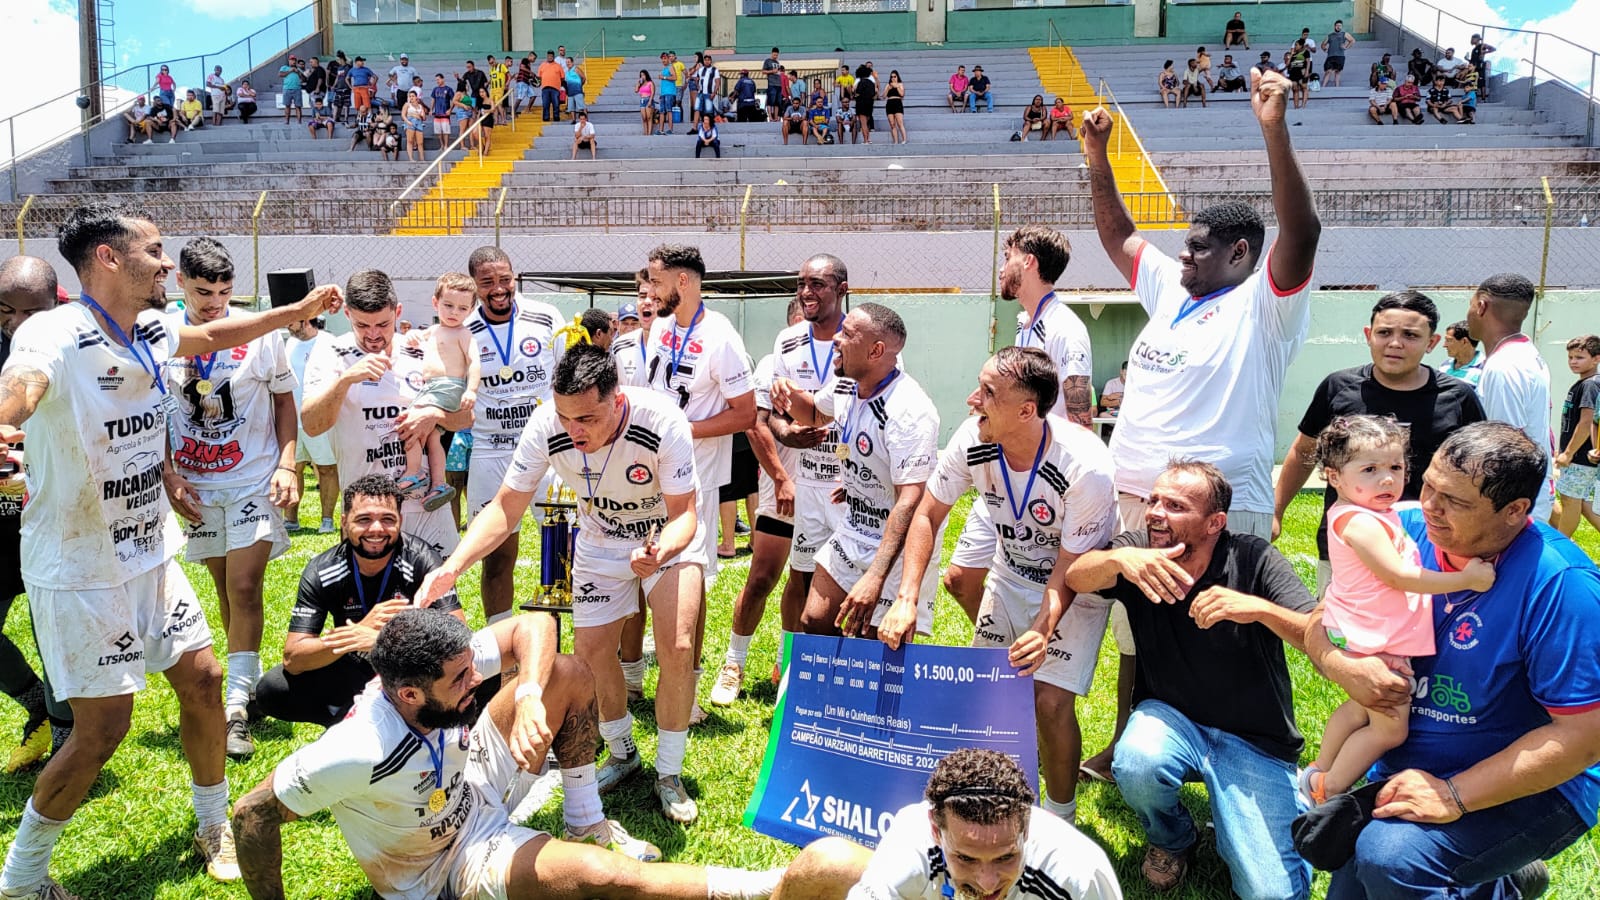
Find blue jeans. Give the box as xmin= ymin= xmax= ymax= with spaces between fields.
xmin=540 ymin=86 xmax=560 ymax=120
xmin=968 ymin=90 xmax=993 ymax=112
xmin=1327 ymin=788 xmax=1588 ymax=899
xmin=1113 ymin=700 xmax=1311 ymax=900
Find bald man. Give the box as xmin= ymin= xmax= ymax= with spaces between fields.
xmin=0 ymin=256 xmax=71 ymax=773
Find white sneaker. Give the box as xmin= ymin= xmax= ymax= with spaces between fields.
xmin=565 ymin=818 xmax=662 ymax=861
xmin=709 ymin=661 xmax=743 ymax=706
xmin=655 ymin=774 xmax=699 ymax=824
xmin=141 ymin=138 xmax=153 ymax=144
xmin=195 ymin=822 xmax=241 ymax=881
xmin=318 ymin=517 xmax=335 ymax=534
xmin=596 ymin=749 xmax=641 ymax=794
xmin=0 ymin=879 xmax=78 ymax=899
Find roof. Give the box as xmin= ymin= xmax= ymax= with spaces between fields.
xmin=517 ymin=270 xmax=799 ymax=297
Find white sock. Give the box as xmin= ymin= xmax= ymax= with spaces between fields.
xmin=656 ymin=728 xmax=688 ymax=777
xmin=620 ymin=657 xmax=647 ymax=688
xmin=705 ymin=866 xmax=784 ymax=900
xmin=725 ymin=632 xmax=754 ymax=667
xmin=561 ymin=763 xmax=604 ymax=830
xmin=598 ymin=714 xmax=637 ymax=759
xmin=0 ymin=800 xmax=69 ymax=894
xmin=192 ymin=779 xmax=230 ymax=832
xmin=487 ymin=610 xmax=514 ymax=625
xmin=1041 ymin=794 xmax=1076 ymax=824
xmin=225 ymin=651 xmax=260 ymax=714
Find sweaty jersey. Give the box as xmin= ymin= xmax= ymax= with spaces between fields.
xmin=644 ymin=304 xmax=752 ymax=487
xmin=274 ymin=631 xmax=504 ymax=900
xmin=466 ymin=297 xmax=560 ymax=457
xmin=929 ymin=416 xmax=1116 ymax=587
xmin=815 ymin=371 xmax=939 ymax=547
xmin=505 ymin=386 xmax=701 ymax=557
xmin=771 ymin=321 xmax=846 ymax=486
xmin=4 ymin=303 xmax=184 ymax=589
xmin=289 ymin=534 xmax=462 ymax=635
xmin=847 ymin=804 xmax=1122 ymax=900
xmin=1014 ymin=294 xmax=1093 ymax=419
xmin=611 ymin=331 xmax=650 ymax=388
xmin=160 ymin=313 xmax=294 ymax=490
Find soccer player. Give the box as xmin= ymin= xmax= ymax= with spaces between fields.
xmin=770 ymin=304 xmax=941 ymax=641
xmin=0 ymin=202 xmax=340 ymax=898
xmin=421 ymin=344 xmax=707 ymax=823
xmin=943 ymin=227 xmax=1094 ymax=623
xmin=888 ymin=347 xmax=1115 ymax=823
xmin=162 ymin=237 xmax=297 ymax=759
xmin=463 ymin=247 xmax=563 ymax=622
xmin=301 ymin=269 xmax=466 ymax=558
xmin=234 ymin=608 xmax=798 ymax=899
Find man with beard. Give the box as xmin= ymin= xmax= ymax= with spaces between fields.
xmin=422 ymin=345 xmax=707 ymax=825
xmin=0 ymin=202 xmax=341 ymax=898
xmin=463 ymin=247 xmax=562 ymax=622
xmin=161 ymin=238 xmax=298 ymax=759
xmin=1065 ymin=461 xmax=1316 ymax=897
xmin=943 ymin=227 xmax=1093 ymax=625
xmin=235 ymin=609 xmax=803 ymax=898
xmin=302 ymin=270 xmax=467 ymax=559
xmin=888 ymin=347 xmax=1115 ymax=824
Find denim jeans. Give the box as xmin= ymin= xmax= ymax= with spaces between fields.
xmin=1327 ymin=788 xmax=1588 ymax=899
xmin=1113 ymin=700 xmax=1312 ymax=900
xmin=541 ymin=86 xmax=560 ymax=120
xmin=968 ymin=90 xmax=993 ymax=112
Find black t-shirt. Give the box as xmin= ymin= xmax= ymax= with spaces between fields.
xmin=1297 ymin=364 xmax=1485 ymax=558
xmin=1104 ymin=530 xmax=1315 ymax=762
xmin=1560 ymin=375 xmax=1600 ymax=460
xmin=304 ymin=65 xmax=328 ymax=94
xmin=969 ymin=75 xmax=991 ymax=94
xmin=287 ymin=534 xmax=461 ymax=636
xmin=1226 ymin=16 xmax=1246 ymax=32
xmin=461 ymin=69 xmax=488 ymax=100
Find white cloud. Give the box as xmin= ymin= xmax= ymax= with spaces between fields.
xmin=0 ymin=0 xmax=82 ymax=160
xmin=1386 ymin=0 xmax=1597 ymax=88
xmin=176 ymin=0 xmax=308 ymax=18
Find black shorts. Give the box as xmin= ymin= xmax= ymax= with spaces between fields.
xmin=1288 ymin=66 xmax=1307 ymax=84
xmin=720 ymin=433 xmax=759 ymax=502
xmin=1324 ymin=57 xmax=1345 ymax=72
xmin=755 ymin=515 xmax=794 ymax=539
xmin=1183 ymin=84 xmax=1204 ymax=97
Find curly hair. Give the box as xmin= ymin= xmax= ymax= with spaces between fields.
xmin=648 ymin=244 xmax=707 ymax=278
xmin=342 ymin=472 xmax=407 ymax=516
xmin=554 ymin=343 xmax=620 ymax=398
xmin=925 ymin=749 xmax=1034 ymax=830
xmin=1192 ymin=201 xmax=1265 ymax=263
xmin=1315 ymin=414 xmax=1410 ymax=476
xmin=370 ymin=608 xmax=475 ymax=692
xmin=1004 ymin=225 xmax=1072 ymax=285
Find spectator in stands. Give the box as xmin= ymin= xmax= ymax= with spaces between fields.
xmin=459 ymin=59 xmax=488 ymax=109
xmin=836 ymin=95 xmax=855 ymax=143
xmin=1322 ymin=20 xmax=1354 ymax=87
xmin=205 ymin=65 xmax=228 ymax=127
xmin=1214 ymin=55 xmax=1246 ymax=92
xmin=1370 ymin=52 xmax=1397 ymax=89
xmin=1018 ymin=94 xmax=1047 ymax=140
xmin=1046 ymin=97 xmax=1077 ymax=141
xmin=1470 ymin=34 xmax=1496 ymax=100
xmin=968 ymin=65 xmax=994 ymax=112
xmin=401 ymin=90 xmax=426 ymax=160
xmin=327 ymin=52 xmax=351 ymax=124
xmin=1368 ymin=78 xmax=1398 ymax=124
xmin=764 ymin=48 xmax=784 ymax=121
xmin=124 ymin=95 xmax=154 ymax=143
xmin=1180 ymin=58 xmax=1209 ymax=108
xmin=565 ymin=56 xmax=587 ymax=117
xmin=670 ymin=50 xmax=688 ymax=115
xmin=512 ymin=57 xmax=535 ymax=116
xmin=307 ymin=98 xmax=337 ymax=140
xmin=148 ymin=94 xmax=178 ymax=141
xmin=304 ymin=57 xmax=327 ymax=115
xmin=637 ymin=70 xmax=655 ymax=135
xmin=1426 ymin=74 xmax=1457 ymax=123
xmin=1158 ymin=60 xmax=1180 ymax=108
xmin=854 ymin=64 xmax=877 ymax=142
xmin=1392 ymin=74 xmax=1424 ymax=123
xmin=235 ymin=80 xmax=257 ymax=124
xmin=473 ymin=85 xmax=496 ymax=152
xmin=807 ymin=95 xmax=834 ymax=145
xmin=349 ymin=56 xmax=376 ymax=119
xmin=692 ymin=55 xmax=721 ymax=127
xmin=571 ymin=110 xmax=597 ymax=160
xmin=380 ymin=121 xmax=401 ymax=161
xmin=1285 ymin=35 xmax=1314 ymax=109
xmin=430 ymin=74 xmax=455 ymax=153
xmin=782 ymin=94 xmax=807 ymax=145
xmin=836 ymin=64 xmax=855 ymax=110
xmin=948 ymin=65 xmax=969 ymax=113
xmin=1250 ymin=52 xmax=1278 ymax=91
xmin=1454 ymin=66 xmax=1480 ymax=124
xmin=694 ymin=116 xmax=720 ymax=158
xmin=734 ymin=70 xmax=761 ymax=122
xmin=537 ymin=51 xmax=563 ymax=122
xmin=1435 ymin=47 xmax=1468 ymax=86
xmin=1101 ymin=361 xmax=1127 ymax=416
xmin=1408 ymin=48 xmax=1436 ymax=87
xmin=657 ymin=53 xmax=678 ymax=135
xmin=177 ymin=89 xmax=204 ymax=131
xmin=883 ymin=70 xmax=907 ymax=143
xmin=348 ymin=106 xmax=381 ymax=152
xmin=1441 ymin=320 xmax=1486 ymax=385
xmin=684 ymin=52 xmax=703 ymax=121
xmin=388 ymin=55 xmax=417 ymax=110
xmin=152 ymin=64 xmax=175 ymax=108
xmin=281 ymin=63 xmax=304 ymax=124
xmin=1195 ymin=47 xmax=1214 ymax=87
xmin=1224 ymin=11 xmax=1249 ymax=50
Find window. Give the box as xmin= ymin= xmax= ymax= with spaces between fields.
xmin=339 ymin=0 xmax=499 ymax=24
xmin=742 ymin=0 xmax=906 ymax=12
xmin=536 ymin=0 xmax=705 ymax=18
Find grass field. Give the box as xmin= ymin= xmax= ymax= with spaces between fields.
xmin=0 ymin=488 xmax=1596 ymax=899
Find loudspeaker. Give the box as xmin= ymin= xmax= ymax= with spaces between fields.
xmin=267 ymin=268 xmax=315 ymax=308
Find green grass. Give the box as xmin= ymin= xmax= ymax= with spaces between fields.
xmin=0 ymin=490 xmax=1596 ymax=898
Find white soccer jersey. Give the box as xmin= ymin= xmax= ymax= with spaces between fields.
xmin=160 ymin=313 xmax=294 ymax=491
xmin=770 ymin=321 xmax=846 ymax=487
xmin=274 ymin=631 xmax=503 ymax=900
xmin=4 ymin=304 xmax=184 ymax=589
xmin=644 ymin=305 xmax=752 ymax=487
xmin=611 ymin=331 xmax=650 ymax=388
xmin=848 ymin=803 xmax=1123 ymax=900
xmin=752 ymin=353 xmax=798 ymax=479
xmin=814 ymin=371 xmax=939 ymax=548
xmin=1014 ymin=294 xmax=1093 ymax=419
xmin=505 ymin=386 xmax=700 ymax=555
xmin=1479 ymin=336 xmax=1556 ymax=519
xmin=466 ymin=297 xmax=561 ymax=457
xmin=287 ymin=331 xmax=328 ymax=408
xmin=929 ymin=416 xmax=1116 ymax=588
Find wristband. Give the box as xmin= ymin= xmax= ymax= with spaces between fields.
xmin=514 ymin=682 xmax=542 ymax=703
xmin=1443 ymin=777 xmax=1469 ymax=816
xmin=277 ymin=465 xmax=297 ymax=473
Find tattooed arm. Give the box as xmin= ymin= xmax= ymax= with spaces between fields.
xmin=1080 ymin=108 xmax=1142 ymax=284
xmin=232 ymin=777 xmax=300 ymax=900
xmin=1062 ymin=374 xmax=1094 ymax=427
xmin=0 ymin=366 xmax=49 ymax=448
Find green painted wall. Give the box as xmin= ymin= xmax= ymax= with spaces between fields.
xmin=737 ymin=13 xmax=915 ymax=53
xmin=530 ymin=17 xmax=708 ymax=55
xmin=1163 ymin=1 xmax=1356 ymax=44
xmin=946 ymin=6 xmax=1136 ymax=48
xmin=332 ymin=21 xmax=504 ymax=57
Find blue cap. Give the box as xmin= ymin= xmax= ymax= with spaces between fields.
xmin=618 ymin=303 xmax=640 ymax=321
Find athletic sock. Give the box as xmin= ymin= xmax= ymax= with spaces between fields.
xmin=656 ymin=728 xmax=688 ymax=777
xmin=725 ymin=632 xmax=754 ymax=667
xmin=705 ymin=866 xmax=785 ymax=900
xmin=191 ymin=779 xmax=230 ymax=832
xmin=11 ymin=681 xmax=45 ymax=719
xmin=620 ymin=657 xmax=647 ymax=688
xmin=486 ymin=610 xmax=513 ymax=625
xmin=225 ymin=652 xmax=260 ymax=715
xmin=1041 ymin=794 xmax=1076 ymax=824
xmin=599 ymin=714 xmax=637 ymax=759
xmin=0 ymin=799 xmax=69 ymax=895
xmin=560 ymin=763 xmax=604 ymax=830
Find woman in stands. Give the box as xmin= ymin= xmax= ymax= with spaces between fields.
xmin=638 ymin=70 xmax=656 ymax=135
xmin=1045 ymin=97 xmax=1077 ymax=141
xmin=474 ymin=85 xmax=496 ymax=154
xmin=853 ymin=64 xmax=876 ymax=144
xmin=1158 ymin=60 xmax=1180 ymax=108
xmin=884 ymin=70 xmax=907 ymax=144
xmin=402 ymin=89 xmax=428 ymax=162
xmin=1020 ymin=94 xmax=1047 ymax=141
xmin=452 ymin=88 xmax=482 ymax=154
xmin=1392 ymin=74 xmax=1424 ymax=124
xmin=154 ymin=65 xmax=175 ymax=107
xmin=1285 ymin=36 xmax=1314 ymax=108
xmin=235 ymin=80 xmax=258 ymax=124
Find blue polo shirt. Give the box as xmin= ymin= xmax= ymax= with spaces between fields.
xmin=1376 ymin=511 xmax=1600 ymax=825
xmin=350 ymin=65 xmax=376 ymax=87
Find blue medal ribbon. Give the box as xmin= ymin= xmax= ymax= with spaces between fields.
xmin=1018 ymin=291 xmax=1056 ymax=349
xmin=580 ymin=397 xmax=630 ymax=511
xmin=667 ymin=306 xmax=704 ymax=382
xmin=838 ymin=369 xmax=900 ymax=453
xmin=483 ymin=302 xmax=519 ymax=372
xmin=807 ymin=328 xmax=835 ymax=381
xmin=186 ymin=308 xmax=227 ymax=383
xmin=80 ymin=292 xmax=166 ymax=395
xmin=1171 ymin=284 xmax=1235 ymax=328
xmin=998 ymin=425 xmax=1050 ymax=523
xmin=350 ymin=554 xmax=396 ymax=612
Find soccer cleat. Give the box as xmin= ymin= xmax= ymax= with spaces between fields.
xmin=420 ymin=483 xmax=457 ymax=512
xmin=709 ymin=662 xmax=743 ymax=707
xmin=0 ymin=878 xmax=79 ymax=899
xmin=596 ymin=749 xmax=642 ymax=794
xmin=225 ymin=713 xmax=254 ymax=758
xmin=565 ymin=818 xmax=662 ymax=862
xmin=5 ymin=712 xmax=51 ymax=773
xmin=195 ymin=822 xmax=241 ymax=881
xmin=655 ymin=774 xmax=699 ymax=824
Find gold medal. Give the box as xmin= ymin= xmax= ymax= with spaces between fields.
xmin=835 ymin=443 xmax=849 ymax=460
xmin=499 ymin=365 xmax=514 ymax=380
xmin=428 ymin=788 xmax=447 ymax=813
xmin=196 ymin=379 xmax=214 ymax=396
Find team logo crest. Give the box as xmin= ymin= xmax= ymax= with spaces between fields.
xmin=1029 ymin=500 xmax=1055 ymax=525
xmin=107 ymin=366 xmax=120 ymax=376
xmin=626 ymin=464 xmax=653 ymax=485
xmin=520 ymin=337 xmax=542 ymax=357
xmin=404 ymin=371 xmax=426 ymax=391
xmin=458 ymin=725 xmax=471 ymax=750
xmin=1448 ymin=611 xmax=1484 ymax=651
xmin=855 ymin=433 xmax=873 ymax=457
